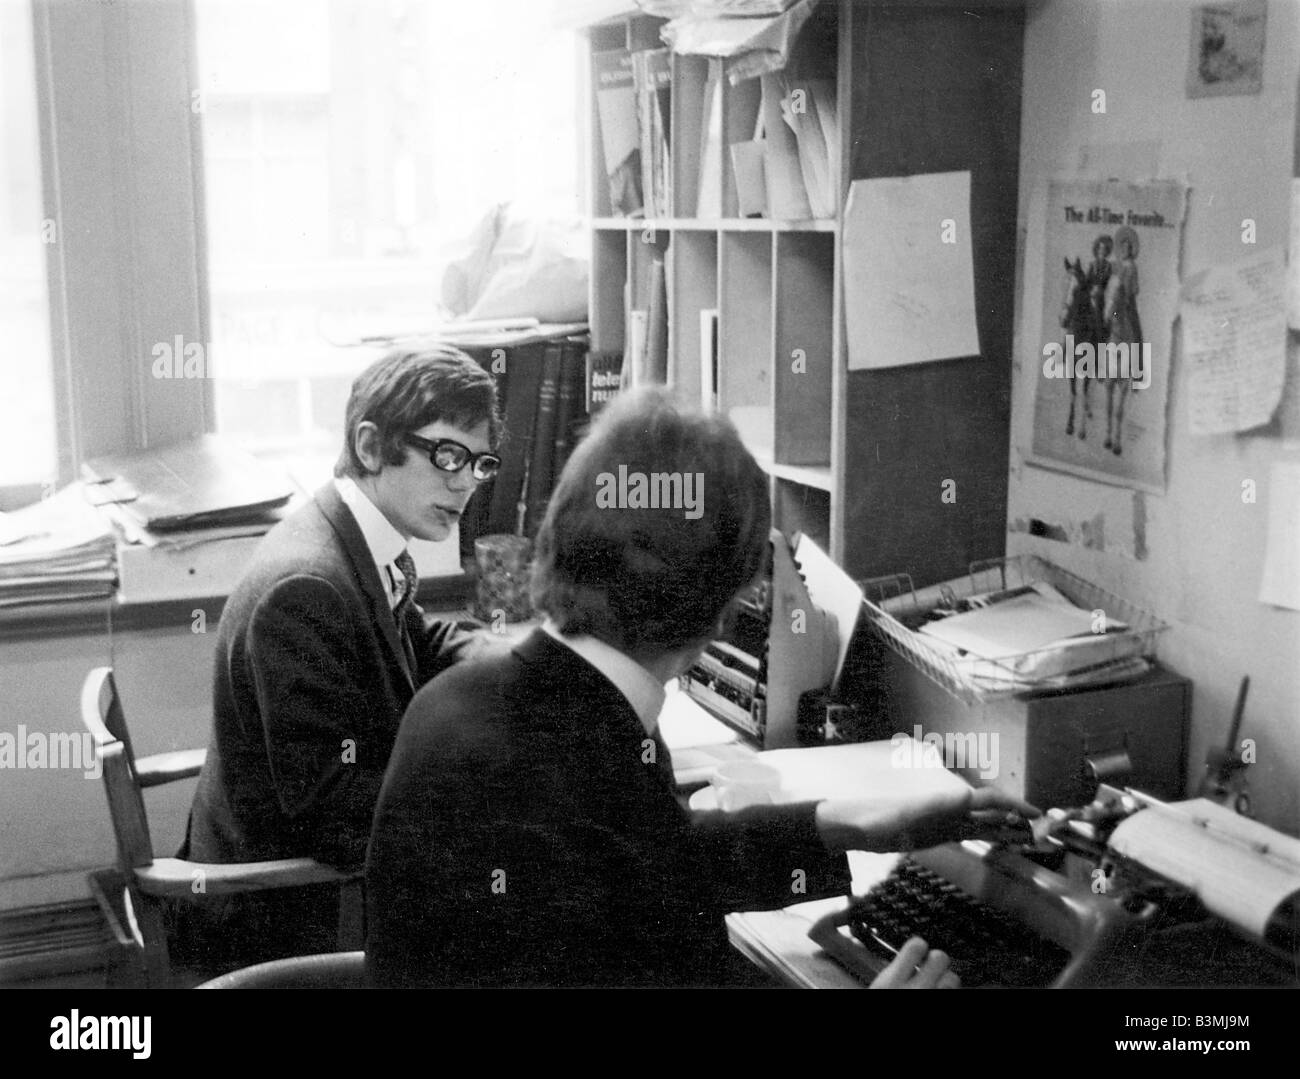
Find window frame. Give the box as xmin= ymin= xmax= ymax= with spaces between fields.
xmin=5 ymin=0 xmax=212 ymax=508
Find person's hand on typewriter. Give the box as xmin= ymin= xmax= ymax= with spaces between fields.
xmin=870 ymin=937 xmax=960 ymax=989
xmin=816 ymin=785 xmax=1039 ymax=853
xmin=904 ymin=785 xmax=1043 ymax=851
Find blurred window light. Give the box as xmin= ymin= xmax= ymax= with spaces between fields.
xmin=196 ymin=0 xmax=580 ymax=481
xmin=0 ymin=0 xmax=57 ymax=488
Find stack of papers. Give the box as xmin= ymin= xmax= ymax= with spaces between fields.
xmin=918 ymin=582 xmax=1144 ymax=686
xmin=919 ymin=582 xmax=1107 ymax=656
xmin=83 ymin=435 xmax=293 ymax=534
xmin=0 ymin=484 xmax=116 ymax=608
xmin=662 ymin=0 xmax=816 ymax=84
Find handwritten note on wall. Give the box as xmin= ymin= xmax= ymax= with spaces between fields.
xmin=843 ymin=171 xmax=980 ymax=370
xmin=1179 ymin=246 xmax=1286 ymax=435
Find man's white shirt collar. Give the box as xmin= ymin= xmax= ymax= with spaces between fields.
xmin=541 ymin=619 xmax=665 ymax=736
xmin=334 ymin=476 xmax=408 ymax=608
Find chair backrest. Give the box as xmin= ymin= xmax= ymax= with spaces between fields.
xmin=194 ymin=951 xmax=367 ymax=989
xmin=80 ymin=667 xmax=155 ymax=872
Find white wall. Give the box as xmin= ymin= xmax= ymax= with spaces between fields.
xmin=0 ymin=623 xmax=215 ymax=911
xmin=1010 ymin=0 xmax=1300 ymax=831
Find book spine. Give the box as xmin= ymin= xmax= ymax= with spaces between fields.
xmin=551 ymin=342 xmax=580 ymax=481
xmin=457 ymin=347 xmax=504 ymax=561
xmin=633 ymin=49 xmax=672 ymax=219
xmin=650 ymin=49 xmax=672 ymax=218
xmin=633 ymin=51 xmax=653 ymax=220
xmin=523 ymin=344 xmax=563 ymax=536
xmin=585 ymin=349 xmax=622 ymax=414
xmin=593 ymin=48 xmax=643 ymax=217
xmin=644 ymin=254 xmax=668 ymax=385
xmin=700 ymin=308 xmax=719 ymax=412
xmin=487 ymin=342 xmax=546 ymax=536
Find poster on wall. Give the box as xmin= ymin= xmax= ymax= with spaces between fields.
xmin=1186 ymin=0 xmax=1267 ymax=99
xmin=1028 ymin=179 xmax=1188 ymax=493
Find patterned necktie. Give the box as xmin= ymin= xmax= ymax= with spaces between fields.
xmin=393 ymin=549 xmax=418 ymax=616
xmin=392 ymin=549 xmax=419 ymax=676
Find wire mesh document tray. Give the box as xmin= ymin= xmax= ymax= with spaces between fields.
xmin=859 ymin=555 xmax=1168 ymax=705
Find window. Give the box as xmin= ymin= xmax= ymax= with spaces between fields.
xmin=195 ymin=0 xmax=581 ymax=482
xmin=0 ymin=0 xmax=57 ymax=491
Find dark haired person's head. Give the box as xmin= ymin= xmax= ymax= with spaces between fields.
xmin=336 ymin=346 xmax=500 ymax=478
xmin=531 ymin=387 xmax=770 ymax=659
xmin=335 ymin=346 xmax=501 ymax=543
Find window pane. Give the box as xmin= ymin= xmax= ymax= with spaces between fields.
xmin=0 ymin=0 xmax=57 ymax=487
xmin=196 ymin=0 xmax=580 ymax=484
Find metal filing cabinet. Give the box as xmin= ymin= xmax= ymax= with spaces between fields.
xmin=873 ymin=652 xmax=1189 ymax=809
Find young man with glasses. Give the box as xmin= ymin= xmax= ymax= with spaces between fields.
xmin=180 ymin=345 xmax=501 ymax=966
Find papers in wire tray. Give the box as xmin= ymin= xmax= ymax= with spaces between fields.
xmin=863 ymin=556 xmax=1166 ymax=702
xmin=917 ymin=582 xmax=1141 ymax=682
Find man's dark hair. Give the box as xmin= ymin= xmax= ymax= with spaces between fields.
xmin=334 ymin=345 xmax=501 ymax=479
xmin=531 ymin=387 xmax=770 ymax=653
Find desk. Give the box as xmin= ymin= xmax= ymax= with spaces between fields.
xmin=727 ymin=847 xmax=1300 ymax=990
xmin=727 ymin=850 xmax=900 ymax=989
xmin=659 ymin=681 xmax=757 ymax=787
xmin=728 ymin=900 xmax=862 ymax=988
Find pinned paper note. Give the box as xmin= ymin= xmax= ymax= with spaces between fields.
xmin=844 ymin=172 xmax=980 ymax=369
xmin=1180 ymin=246 xmax=1286 ymax=435
xmin=1258 ymin=460 xmax=1300 ymax=611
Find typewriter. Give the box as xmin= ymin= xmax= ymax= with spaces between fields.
xmin=682 ymin=529 xmax=844 ymax=750
xmin=808 ymin=788 xmax=1300 ymax=988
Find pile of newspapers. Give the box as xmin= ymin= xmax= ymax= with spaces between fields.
xmin=0 ymin=484 xmax=116 ymax=609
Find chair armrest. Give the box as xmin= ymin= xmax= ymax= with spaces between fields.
xmin=135 ymin=748 xmax=206 ymax=788
xmin=195 ymin=951 xmax=367 ymax=989
xmin=135 ymin=857 xmax=360 ymax=899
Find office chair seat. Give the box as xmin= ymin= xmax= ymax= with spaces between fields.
xmin=194 ymin=951 xmax=367 ymax=989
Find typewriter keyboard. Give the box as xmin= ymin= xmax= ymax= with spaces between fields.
xmin=847 ymin=857 xmax=1072 ymax=987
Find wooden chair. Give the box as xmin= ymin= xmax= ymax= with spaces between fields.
xmin=194 ymin=950 xmax=367 ymax=989
xmin=81 ymin=667 xmax=363 ymax=988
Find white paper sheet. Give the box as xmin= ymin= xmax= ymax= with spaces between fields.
xmin=1110 ymin=798 xmax=1300 ymax=940
xmin=743 ymin=739 xmax=969 ymax=804
xmin=844 ymin=172 xmax=980 ymax=369
xmin=662 ymin=0 xmax=815 ymax=83
xmin=792 ymin=533 xmax=862 ymax=693
xmin=1258 ymin=460 xmax=1300 ymax=611
xmin=761 ymin=73 xmax=812 ymax=220
xmin=1180 ymin=246 xmax=1287 ymax=435
xmin=918 ymin=589 xmax=1105 ymax=658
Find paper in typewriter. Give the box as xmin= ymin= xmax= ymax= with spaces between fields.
xmin=1109 ymin=798 xmax=1300 ymax=940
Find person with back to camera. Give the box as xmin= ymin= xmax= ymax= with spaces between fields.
xmin=366 ymin=387 xmax=1037 ymax=987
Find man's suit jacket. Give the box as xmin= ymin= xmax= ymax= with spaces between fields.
xmin=184 ymin=482 xmax=475 ymax=871
xmin=365 ymin=629 xmax=850 ymax=987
